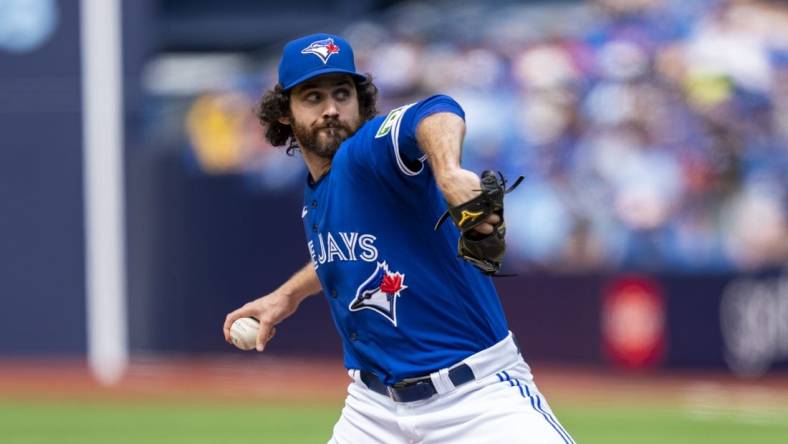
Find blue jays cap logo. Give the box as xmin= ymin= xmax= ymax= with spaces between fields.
xmin=279 ymin=33 xmax=364 ymax=90
xmin=301 ymin=37 xmax=341 ymax=64
xmin=349 ymin=262 xmax=407 ymax=326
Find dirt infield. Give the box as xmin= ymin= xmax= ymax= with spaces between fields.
xmin=2 ymin=356 xmax=787 ymax=411
xmin=0 ymin=356 xmax=347 ymax=404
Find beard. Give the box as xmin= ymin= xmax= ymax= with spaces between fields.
xmin=292 ymin=117 xmax=360 ymax=160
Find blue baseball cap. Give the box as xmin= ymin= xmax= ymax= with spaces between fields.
xmin=278 ymin=33 xmax=366 ymax=90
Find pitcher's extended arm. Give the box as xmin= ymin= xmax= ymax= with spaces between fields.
xmin=223 ymin=262 xmax=322 ymax=351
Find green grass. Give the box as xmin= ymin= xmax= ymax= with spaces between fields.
xmin=559 ymin=405 xmax=788 ymax=444
xmin=0 ymin=401 xmax=340 ymax=444
xmin=1 ymin=401 xmax=787 ymax=443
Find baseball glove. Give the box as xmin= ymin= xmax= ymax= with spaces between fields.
xmin=434 ymin=170 xmax=524 ymax=275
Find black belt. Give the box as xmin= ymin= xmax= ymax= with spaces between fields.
xmin=360 ymin=364 xmax=475 ymax=403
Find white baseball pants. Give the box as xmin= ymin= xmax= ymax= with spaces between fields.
xmin=328 ymin=333 xmax=575 ymax=444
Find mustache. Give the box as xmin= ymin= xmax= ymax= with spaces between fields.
xmin=316 ymin=120 xmax=351 ymax=132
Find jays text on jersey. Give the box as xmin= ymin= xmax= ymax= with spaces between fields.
xmin=301 ymin=94 xmax=510 ymax=385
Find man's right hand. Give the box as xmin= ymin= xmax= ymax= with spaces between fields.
xmin=223 ymin=291 xmax=299 ymax=352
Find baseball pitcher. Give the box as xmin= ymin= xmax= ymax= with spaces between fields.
xmin=223 ymin=33 xmax=575 ymax=444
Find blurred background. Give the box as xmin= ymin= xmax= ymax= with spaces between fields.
xmin=1 ymin=0 xmax=788 ymax=443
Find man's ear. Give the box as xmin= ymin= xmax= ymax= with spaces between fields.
xmin=278 ymin=116 xmax=291 ymax=125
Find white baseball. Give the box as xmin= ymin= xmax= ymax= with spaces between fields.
xmin=230 ymin=317 xmax=260 ymax=351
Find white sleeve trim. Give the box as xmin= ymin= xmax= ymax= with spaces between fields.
xmin=390 ymin=102 xmax=424 ymax=176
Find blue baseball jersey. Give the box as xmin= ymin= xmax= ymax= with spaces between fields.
xmin=302 ymin=95 xmax=509 ymax=385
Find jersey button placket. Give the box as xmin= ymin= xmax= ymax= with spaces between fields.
xmin=330 ymin=289 xmax=337 ymax=299
xmin=349 ymin=332 xmax=358 ymax=342
xmin=312 ymin=223 xmax=318 ymax=233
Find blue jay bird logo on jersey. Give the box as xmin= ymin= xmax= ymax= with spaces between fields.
xmin=301 ymin=38 xmax=340 ymax=64
xmin=349 ymin=262 xmax=407 ymax=326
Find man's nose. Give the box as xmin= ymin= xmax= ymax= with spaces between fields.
xmin=323 ymin=99 xmax=339 ymax=118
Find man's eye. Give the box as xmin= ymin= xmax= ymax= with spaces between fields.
xmin=306 ymin=92 xmax=320 ymax=102
xmin=335 ymin=89 xmax=350 ymax=100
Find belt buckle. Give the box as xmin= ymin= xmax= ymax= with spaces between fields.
xmin=392 ymin=375 xmax=428 ymax=389
xmin=387 ymin=385 xmax=413 ymax=402
xmin=388 ymin=376 xmax=434 ymax=402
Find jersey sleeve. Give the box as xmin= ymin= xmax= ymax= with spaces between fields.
xmin=371 ymin=94 xmax=466 ymax=177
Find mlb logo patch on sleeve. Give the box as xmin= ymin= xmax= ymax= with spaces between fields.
xmin=375 ymin=103 xmax=415 ymax=139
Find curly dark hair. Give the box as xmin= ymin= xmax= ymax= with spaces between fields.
xmin=256 ymin=74 xmax=379 ymax=155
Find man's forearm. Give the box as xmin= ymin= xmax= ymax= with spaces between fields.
xmin=416 ymin=112 xmax=465 ymax=183
xmin=276 ymin=262 xmax=323 ymax=305
xmin=416 ymin=112 xmax=485 ymax=207
xmin=223 ymin=261 xmax=321 ymax=350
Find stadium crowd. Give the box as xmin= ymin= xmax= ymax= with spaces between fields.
xmin=153 ymin=0 xmax=788 ymax=272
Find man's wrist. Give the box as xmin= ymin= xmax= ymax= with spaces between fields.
xmin=434 ymin=167 xmax=462 ymax=190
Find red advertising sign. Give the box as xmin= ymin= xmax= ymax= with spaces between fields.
xmin=602 ymin=276 xmax=666 ymax=369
